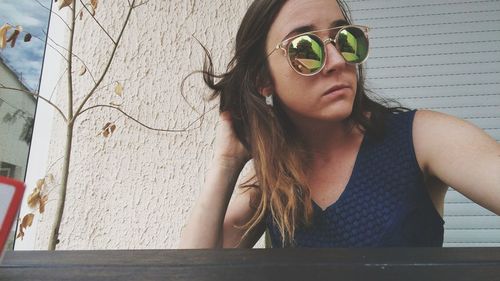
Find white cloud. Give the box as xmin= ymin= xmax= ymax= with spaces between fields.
xmin=0 ymin=0 xmax=51 ymax=28
xmin=0 ymin=3 xmax=40 ymax=27
xmin=0 ymin=0 xmax=51 ymax=90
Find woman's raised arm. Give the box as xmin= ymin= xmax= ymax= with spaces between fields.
xmin=177 ymin=112 xmax=262 ymax=248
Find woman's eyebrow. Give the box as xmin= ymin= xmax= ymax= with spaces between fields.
xmin=282 ymin=19 xmax=350 ymax=40
xmin=283 ymin=25 xmax=314 ymax=40
xmin=330 ymin=19 xmax=349 ymax=28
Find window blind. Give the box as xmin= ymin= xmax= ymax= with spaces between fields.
xmin=347 ymin=0 xmax=500 ymax=247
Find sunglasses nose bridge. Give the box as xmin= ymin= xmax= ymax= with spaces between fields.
xmin=322 ymin=37 xmax=337 ymax=54
xmin=323 ymin=37 xmax=335 ymax=46
xmin=322 ymin=37 xmax=340 ymax=58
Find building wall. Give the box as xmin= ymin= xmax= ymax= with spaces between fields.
xmin=29 ymin=0 xmax=260 ymax=250
xmin=0 ymin=59 xmax=35 ymax=181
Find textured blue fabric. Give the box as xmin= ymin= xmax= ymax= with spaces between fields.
xmin=266 ymin=110 xmax=445 ymax=248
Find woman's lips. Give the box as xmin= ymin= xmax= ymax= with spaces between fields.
xmin=322 ymin=85 xmax=350 ymax=97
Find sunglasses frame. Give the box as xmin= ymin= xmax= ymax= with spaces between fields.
xmin=268 ymin=25 xmax=370 ymax=76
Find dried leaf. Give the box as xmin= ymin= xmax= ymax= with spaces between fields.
xmin=0 ymin=24 xmax=12 ymax=49
xmin=36 ymin=178 xmax=45 ymax=189
xmin=78 ymin=65 xmax=87 ymax=76
xmin=79 ymin=9 xmax=84 ymax=20
xmin=16 ymin=228 xmax=24 ymax=240
xmin=39 ymin=195 xmax=48 ymax=214
xmin=27 ymin=188 xmax=41 ymax=208
xmin=47 ymin=174 xmax=55 ymax=183
xmin=90 ymin=0 xmax=98 ymax=11
xmin=24 ymin=33 xmax=32 ymax=42
xmin=101 ymin=122 xmax=117 ymax=138
xmin=58 ymin=0 xmax=73 ymax=10
xmin=109 ymin=101 xmax=123 ymax=107
xmin=6 ymin=26 xmax=22 ymax=48
xmin=17 ymin=213 xmax=35 ymax=240
xmin=6 ymin=30 xmax=19 ymax=47
xmin=114 ymin=82 xmax=123 ymax=97
xmin=102 ymin=122 xmax=111 ymax=129
xmin=20 ymin=213 xmax=35 ymax=229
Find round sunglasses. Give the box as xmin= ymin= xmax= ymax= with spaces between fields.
xmin=268 ymin=25 xmax=370 ymax=76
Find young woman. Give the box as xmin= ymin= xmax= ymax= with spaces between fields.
xmin=178 ymin=0 xmax=500 ymax=248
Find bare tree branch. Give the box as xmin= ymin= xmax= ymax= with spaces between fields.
xmin=0 ymin=85 xmax=68 ymax=122
xmin=66 ymin=5 xmax=77 ymax=121
xmin=33 ymin=31 xmax=98 ymax=84
xmin=47 ymin=156 xmax=65 ymax=174
xmin=93 ymin=80 xmax=127 ymax=94
xmin=78 ymin=0 xmax=116 ymax=44
xmin=45 ymin=42 xmax=70 ymax=62
xmin=42 ymin=31 xmax=97 ymax=84
xmin=133 ymin=0 xmax=149 ymax=8
xmin=49 ymin=68 xmax=68 ymax=102
xmin=78 ymin=104 xmax=214 ymax=132
xmin=47 ymin=5 xmax=77 ymax=248
xmin=74 ymin=1 xmax=137 ymax=119
xmin=46 ymin=184 xmax=63 ymax=197
xmin=74 ymin=79 xmax=129 ymax=100
xmin=30 ymin=33 xmax=69 ymax=62
xmin=34 ymin=0 xmax=72 ymax=31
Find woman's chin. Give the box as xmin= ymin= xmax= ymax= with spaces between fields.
xmin=320 ymin=103 xmax=355 ymax=122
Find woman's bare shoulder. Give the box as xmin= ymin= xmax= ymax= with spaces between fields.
xmin=412 ymin=109 xmax=500 ymax=215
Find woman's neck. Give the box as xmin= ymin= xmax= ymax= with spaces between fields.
xmin=294 ymin=117 xmax=364 ymax=162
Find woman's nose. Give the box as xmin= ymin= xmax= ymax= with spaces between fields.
xmin=322 ymin=39 xmax=346 ymax=74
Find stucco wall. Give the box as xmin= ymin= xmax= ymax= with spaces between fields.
xmin=29 ymin=0 xmax=263 ymax=249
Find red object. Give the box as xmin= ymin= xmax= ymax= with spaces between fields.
xmin=0 ymin=176 xmax=25 ymax=252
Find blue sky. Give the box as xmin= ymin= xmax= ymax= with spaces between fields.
xmin=0 ymin=0 xmax=52 ymax=91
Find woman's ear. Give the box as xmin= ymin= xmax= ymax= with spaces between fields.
xmin=258 ymin=85 xmax=274 ymax=98
xmin=259 ymin=86 xmax=275 ymax=107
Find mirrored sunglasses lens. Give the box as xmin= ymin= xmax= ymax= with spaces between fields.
xmin=337 ymin=27 xmax=368 ymax=63
xmin=288 ymin=35 xmax=325 ymax=74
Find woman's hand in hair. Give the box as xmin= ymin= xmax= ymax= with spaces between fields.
xmin=213 ymin=111 xmax=250 ymax=168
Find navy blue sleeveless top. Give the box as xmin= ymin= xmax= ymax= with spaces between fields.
xmin=266 ymin=110 xmax=444 ymax=247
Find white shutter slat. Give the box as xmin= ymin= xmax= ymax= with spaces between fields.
xmin=445 ymin=216 xmax=500 ymax=229
xmin=444 ymin=242 xmax=500 ymax=247
xmin=445 ymin=203 xmax=497 ymax=216
xmin=444 ymin=230 xmax=500 ymax=242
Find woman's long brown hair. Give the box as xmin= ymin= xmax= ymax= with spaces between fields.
xmin=197 ymin=0 xmax=406 ymax=247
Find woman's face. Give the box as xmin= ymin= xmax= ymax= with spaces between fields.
xmin=265 ymin=0 xmax=358 ymax=126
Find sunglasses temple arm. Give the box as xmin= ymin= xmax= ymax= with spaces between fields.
xmin=267 ymin=45 xmax=286 ymax=57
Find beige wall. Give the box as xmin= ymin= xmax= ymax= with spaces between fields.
xmin=25 ymin=0 xmax=266 ymax=249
